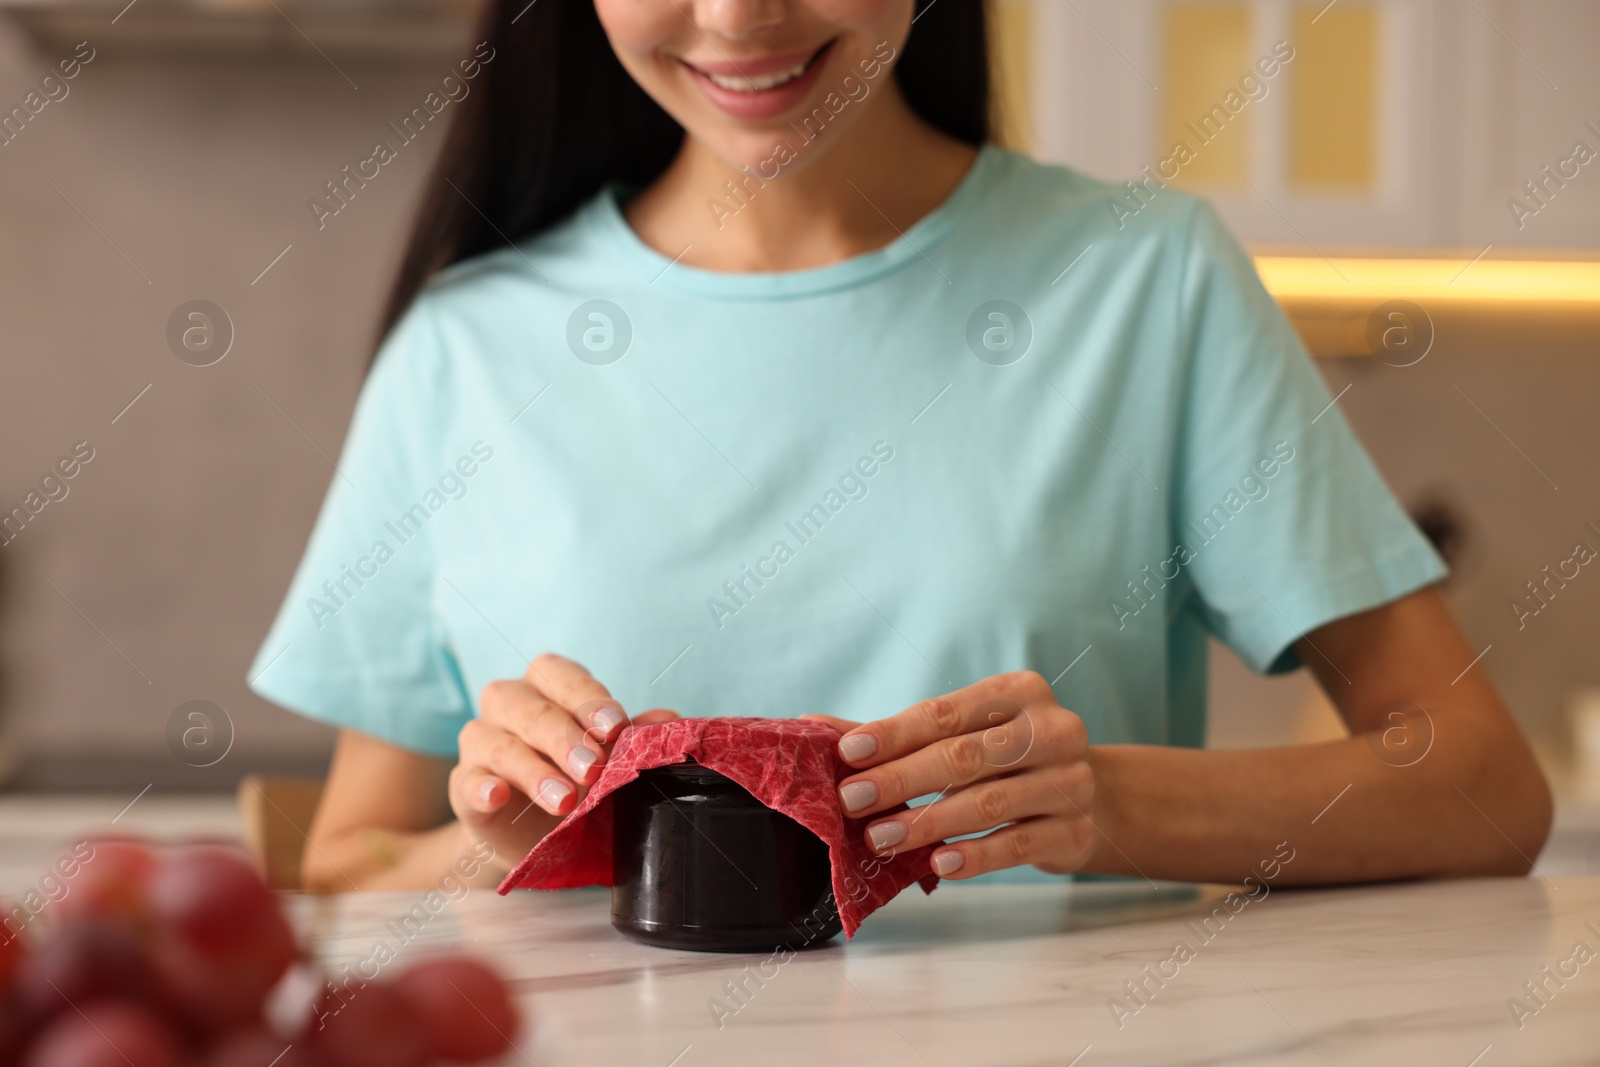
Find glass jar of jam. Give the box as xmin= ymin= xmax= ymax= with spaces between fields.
xmin=610 ymin=761 xmax=842 ymax=952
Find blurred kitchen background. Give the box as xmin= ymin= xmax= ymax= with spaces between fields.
xmin=0 ymin=0 xmax=1596 ymax=880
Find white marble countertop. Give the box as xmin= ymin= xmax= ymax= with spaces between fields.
xmin=293 ymin=877 xmax=1600 ymax=1067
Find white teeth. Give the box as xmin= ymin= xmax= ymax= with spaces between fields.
xmin=703 ymin=60 xmax=809 ymax=93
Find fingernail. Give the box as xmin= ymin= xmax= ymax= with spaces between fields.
xmin=477 ymin=780 xmax=498 ymax=808
xmin=932 ymin=850 xmax=965 ymax=876
xmin=839 ymin=780 xmax=878 ymax=813
xmin=838 ymin=733 xmax=878 ymax=763
xmin=867 ymin=820 xmax=907 ymax=853
xmin=568 ymin=746 xmax=597 ymax=777
xmin=538 ymin=778 xmax=573 ymax=812
xmin=591 ymin=705 xmax=625 ymax=733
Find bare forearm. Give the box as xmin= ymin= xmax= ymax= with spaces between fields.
xmin=303 ymin=821 xmax=511 ymax=893
xmin=1085 ymin=726 xmax=1551 ymax=885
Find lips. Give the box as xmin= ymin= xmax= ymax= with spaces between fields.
xmin=680 ymin=39 xmax=836 ymax=121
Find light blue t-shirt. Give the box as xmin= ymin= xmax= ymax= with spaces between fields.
xmin=250 ymin=144 xmax=1443 ymax=774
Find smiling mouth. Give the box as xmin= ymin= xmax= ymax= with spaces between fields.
xmin=690 ymin=40 xmax=835 ymax=94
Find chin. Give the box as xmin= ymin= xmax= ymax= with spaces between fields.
xmin=697 ymin=128 xmax=830 ymax=179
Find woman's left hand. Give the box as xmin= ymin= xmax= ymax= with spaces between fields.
xmin=802 ymin=671 xmax=1099 ymax=880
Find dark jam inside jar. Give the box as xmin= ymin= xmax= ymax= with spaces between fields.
xmin=611 ymin=761 xmax=843 ymax=952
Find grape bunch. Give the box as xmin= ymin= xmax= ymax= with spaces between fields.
xmin=0 ymin=839 xmax=523 ymax=1067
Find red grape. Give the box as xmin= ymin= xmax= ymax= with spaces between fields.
xmin=307 ymin=981 xmax=427 ymax=1067
xmin=145 ymin=845 xmax=283 ymax=956
xmin=260 ymin=960 xmax=325 ymax=1040
xmin=14 ymin=919 xmax=157 ymax=1023
xmin=0 ymin=928 xmax=25 ymax=993
xmin=53 ymin=839 xmax=156 ymax=928
xmin=7 ymin=835 xmax=529 ymax=1067
xmin=0 ymin=993 xmax=36 ymax=1067
xmin=145 ymin=845 xmax=297 ymax=1031
xmin=196 ymin=1028 xmax=322 ymax=1067
xmin=21 ymin=1000 xmax=181 ymax=1067
xmin=394 ymin=956 xmax=520 ymax=1064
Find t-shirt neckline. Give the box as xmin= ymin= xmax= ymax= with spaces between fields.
xmin=585 ymin=142 xmax=1004 ymax=299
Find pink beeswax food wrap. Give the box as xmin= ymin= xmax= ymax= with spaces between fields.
xmin=497 ymin=717 xmax=941 ymax=937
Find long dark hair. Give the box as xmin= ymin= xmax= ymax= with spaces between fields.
xmin=377 ymin=0 xmax=991 ymax=346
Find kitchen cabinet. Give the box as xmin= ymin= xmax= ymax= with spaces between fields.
xmin=1028 ymin=0 xmax=1600 ymax=250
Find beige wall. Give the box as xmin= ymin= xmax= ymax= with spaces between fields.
xmin=0 ymin=24 xmax=463 ymax=781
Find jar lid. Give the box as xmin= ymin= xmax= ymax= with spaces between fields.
xmin=644 ymin=759 xmax=732 ymax=787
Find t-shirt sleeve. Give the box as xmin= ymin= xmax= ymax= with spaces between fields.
xmin=246 ymin=296 xmax=472 ymax=756
xmin=1169 ymin=200 xmax=1447 ymax=674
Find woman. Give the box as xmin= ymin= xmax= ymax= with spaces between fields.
xmin=251 ymin=0 xmax=1551 ymax=893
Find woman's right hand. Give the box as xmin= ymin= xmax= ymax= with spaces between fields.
xmin=449 ymin=653 xmax=678 ymax=870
